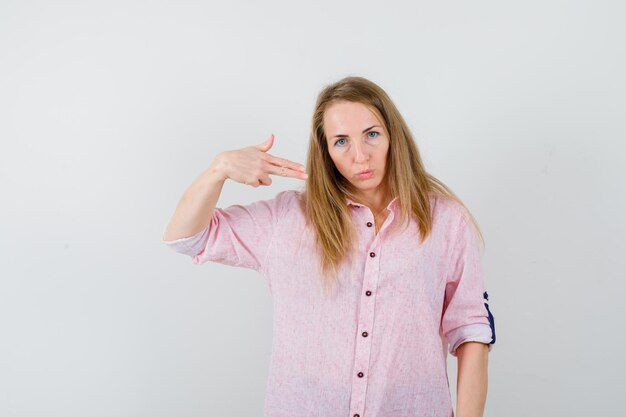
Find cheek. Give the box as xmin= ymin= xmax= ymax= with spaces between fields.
xmin=381 ymin=144 xmax=390 ymax=161
xmin=328 ymin=150 xmax=339 ymax=167
xmin=335 ymin=160 xmax=349 ymax=173
xmin=338 ymin=161 xmax=353 ymax=176
xmin=328 ymin=151 xmax=345 ymax=172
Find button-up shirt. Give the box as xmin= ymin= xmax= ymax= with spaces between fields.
xmin=163 ymin=189 xmax=496 ymax=417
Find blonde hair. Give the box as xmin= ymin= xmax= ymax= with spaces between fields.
xmin=302 ymin=76 xmax=484 ymax=297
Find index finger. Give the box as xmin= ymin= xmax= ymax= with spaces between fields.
xmin=264 ymin=153 xmax=305 ymax=171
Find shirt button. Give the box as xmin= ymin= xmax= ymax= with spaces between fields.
xmin=354 ymin=415 xmax=360 ymax=417
xmin=369 ymin=252 xmax=376 ymax=257
xmin=357 ymin=372 xmax=364 ymax=378
xmin=365 ymin=290 xmax=372 ymax=296
xmin=362 ymin=331 xmax=368 ymax=337
xmin=366 ymin=221 xmax=373 ymax=227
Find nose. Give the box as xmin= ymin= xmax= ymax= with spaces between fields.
xmin=353 ymin=140 xmax=369 ymax=163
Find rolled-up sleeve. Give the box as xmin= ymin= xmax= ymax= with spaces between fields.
xmin=162 ymin=190 xmax=289 ymax=273
xmin=441 ymin=214 xmax=496 ymax=357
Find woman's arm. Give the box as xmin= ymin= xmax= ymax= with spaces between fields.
xmin=455 ymin=341 xmax=489 ymax=417
xmin=162 ymin=155 xmax=228 ymax=241
xmin=163 ymin=134 xmax=307 ymax=242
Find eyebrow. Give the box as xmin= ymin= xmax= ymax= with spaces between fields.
xmin=331 ymin=125 xmax=381 ymax=139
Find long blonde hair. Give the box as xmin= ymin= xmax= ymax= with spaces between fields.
xmin=302 ymin=76 xmax=484 ymax=296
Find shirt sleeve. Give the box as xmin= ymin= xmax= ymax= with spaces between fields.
xmin=441 ymin=214 xmax=496 ymax=357
xmin=162 ymin=190 xmax=289 ymax=273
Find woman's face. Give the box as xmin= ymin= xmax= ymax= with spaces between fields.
xmin=323 ymin=100 xmax=390 ymax=198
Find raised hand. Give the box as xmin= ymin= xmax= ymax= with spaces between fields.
xmin=219 ymin=133 xmax=308 ymax=187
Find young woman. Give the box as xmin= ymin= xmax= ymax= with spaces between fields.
xmin=163 ymin=76 xmax=496 ymax=417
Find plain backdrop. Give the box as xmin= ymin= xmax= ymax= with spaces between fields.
xmin=1 ymin=1 xmax=625 ymax=416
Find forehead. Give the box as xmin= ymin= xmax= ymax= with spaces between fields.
xmin=323 ymin=101 xmax=382 ymax=133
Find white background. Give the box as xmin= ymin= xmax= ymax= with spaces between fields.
xmin=1 ymin=0 xmax=624 ymax=416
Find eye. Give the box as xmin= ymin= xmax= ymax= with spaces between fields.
xmin=367 ymin=131 xmax=380 ymax=139
xmin=334 ymin=138 xmax=347 ymax=147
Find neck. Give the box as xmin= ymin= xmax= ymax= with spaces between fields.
xmin=352 ymin=186 xmax=392 ymax=216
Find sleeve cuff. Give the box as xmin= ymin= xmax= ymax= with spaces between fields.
xmin=162 ymin=226 xmax=209 ymax=257
xmin=446 ymin=323 xmax=494 ymax=357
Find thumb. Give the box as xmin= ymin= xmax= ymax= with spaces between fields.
xmin=255 ymin=133 xmax=274 ymax=152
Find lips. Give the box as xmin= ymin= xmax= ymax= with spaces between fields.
xmin=356 ymin=169 xmax=374 ymax=179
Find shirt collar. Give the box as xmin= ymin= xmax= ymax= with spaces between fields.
xmin=345 ymin=195 xmax=399 ymax=211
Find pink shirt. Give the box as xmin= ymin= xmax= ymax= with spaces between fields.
xmin=163 ymin=189 xmax=496 ymax=417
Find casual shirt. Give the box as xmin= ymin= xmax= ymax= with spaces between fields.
xmin=163 ymin=189 xmax=496 ymax=417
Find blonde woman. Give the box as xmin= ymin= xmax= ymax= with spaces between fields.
xmin=163 ymin=76 xmax=496 ymax=417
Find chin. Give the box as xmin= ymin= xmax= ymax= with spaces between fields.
xmin=351 ymin=180 xmax=383 ymax=191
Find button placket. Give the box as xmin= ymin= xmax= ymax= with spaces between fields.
xmin=349 ymin=239 xmax=382 ymax=416
xmin=349 ymin=202 xmax=393 ymax=417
